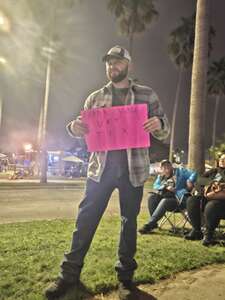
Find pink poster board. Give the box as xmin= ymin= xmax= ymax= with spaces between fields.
xmin=81 ymin=104 xmax=150 ymax=152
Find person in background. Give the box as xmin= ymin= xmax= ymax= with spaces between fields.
xmin=139 ymin=159 xmax=197 ymax=234
xmin=185 ymin=154 xmax=225 ymax=246
xmin=45 ymin=45 xmax=170 ymax=300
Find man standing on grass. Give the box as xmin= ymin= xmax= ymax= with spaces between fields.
xmin=45 ymin=45 xmax=170 ymax=300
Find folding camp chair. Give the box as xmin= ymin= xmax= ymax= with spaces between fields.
xmin=158 ymin=195 xmax=192 ymax=233
xmin=158 ymin=208 xmax=191 ymax=233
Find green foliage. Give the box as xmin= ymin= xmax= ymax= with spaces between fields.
xmin=208 ymin=57 xmax=225 ymax=96
xmin=108 ymin=0 xmax=158 ymax=34
xmin=1 ymin=217 xmax=225 ymax=299
xmin=107 ymin=0 xmax=158 ymax=53
xmin=168 ymin=15 xmax=194 ymax=70
xmin=209 ymin=134 xmax=225 ymax=160
xmin=168 ymin=14 xmax=215 ymax=71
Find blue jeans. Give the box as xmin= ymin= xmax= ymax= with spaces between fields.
xmin=147 ymin=192 xmax=185 ymax=224
xmin=60 ymin=167 xmax=143 ymax=282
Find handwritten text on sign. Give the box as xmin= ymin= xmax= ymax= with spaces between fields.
xmin=81 ymin=104 xmax=150 ymax=152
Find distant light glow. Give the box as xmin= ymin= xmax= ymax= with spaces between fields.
xmin=53 ymin=156 xmax=59 ymax=162
xmin=0 ymin=57 xmax=7 ymax=65
xmin=0 ymin=11 xmax=11 ymax=32
xmin=0 ymin=16 xmax=4 ymax=25
xmin=23 ymin=143 xmax=33 ymax=152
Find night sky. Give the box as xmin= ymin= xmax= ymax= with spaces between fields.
xmin=1 ymin=0 xmax=225 ymax=153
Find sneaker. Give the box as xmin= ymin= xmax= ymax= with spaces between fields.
xmin=184 ymin=229 xmax=203 ymax=240
xmin=45 ymin=278 xmax=78 ymax=299
xmin=202 ymin=231 xmax=214 ymax=246
xmin=138 ymin=222 xmax=158 ymax=234
xmin=118 ymin=280 xmax=136 ymax=300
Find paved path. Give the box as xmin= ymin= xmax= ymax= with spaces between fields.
xmin=93 ymin=263 xmax=225 ymax=300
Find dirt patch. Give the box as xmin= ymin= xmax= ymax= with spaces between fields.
xmin=0 ymin=186 xmax=150 ymax=223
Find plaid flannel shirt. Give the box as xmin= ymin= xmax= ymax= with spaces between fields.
xmin=67 ymin=80 xmax=170 ymax=187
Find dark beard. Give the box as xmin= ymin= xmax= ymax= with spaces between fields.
xmin=110 ymin=66 xmax=128 ymax=83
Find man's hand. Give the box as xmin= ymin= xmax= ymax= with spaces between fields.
xmin=70 ymin=116 xmax=89 ymax=137
xmin=143 ymin=116 xmax=162 ymax=133
xmin=166 ymin=186 xmax=175 ymax=192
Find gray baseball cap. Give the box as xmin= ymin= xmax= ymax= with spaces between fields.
xmin=160 ymin=159 xmax=172 ymax=167
xmin=102 ymin=45 xmax=131 ymax=62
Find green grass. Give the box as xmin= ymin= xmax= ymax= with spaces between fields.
xmin=0 ymin=216 xmax=225 ymax=300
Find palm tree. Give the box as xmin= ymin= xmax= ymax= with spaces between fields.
xmin=107 ymin=0 xmax=158 ymax=56
xmin=26 ymin=0 xmax=78 ymax=183
xmin=207 ymin=57 xmax=225 ymax=148
xmin=168 ymin=14 xmax=215 ymax=162
xmin=188 ymin=0 xmax=210 ymax=173
xmin=1 ymin=1 xmax=81 ymax=181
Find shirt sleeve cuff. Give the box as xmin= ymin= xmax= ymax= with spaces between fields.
xmin=66 ymin=121 xmax=76 ymax=138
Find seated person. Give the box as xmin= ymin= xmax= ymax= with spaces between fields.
xmin=139 ymin=159 xmax=197 ymax=234
xmin=185 ymin=154 xmax=225 ymax=246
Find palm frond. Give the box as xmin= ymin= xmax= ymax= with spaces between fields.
xmin=208 ymin=57 xmax=225 ymax=96
xmin=168 ymin=13 xmax=215 ymax=70
xmin=107 ymin=0 xmax=159 ymax=52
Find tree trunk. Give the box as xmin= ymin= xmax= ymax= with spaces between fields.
xmin=37 ymin=104 xmax=43 ymax=149
xmin=129 ymin=33 xmax=134 ymax=57
xmin=39 ymin=4 xmax=57 ymax=183
xmin=169 ymin=69 xmax=183 ymax=162
xmin=35 ymin=104 xmax=43 ymax=177
xmin=188 ymin=0 xmax=210 ymax=173
xmin=211 ymin=94 xmax=220 ymax=148
xmin=40 ymin=54 xmax=52 ymax=183
xmin=0 ymin=97 xmax=2 ymax=131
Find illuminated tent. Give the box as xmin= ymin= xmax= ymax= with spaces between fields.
xmin=62 ymin=156 xmax=84 ymax=163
